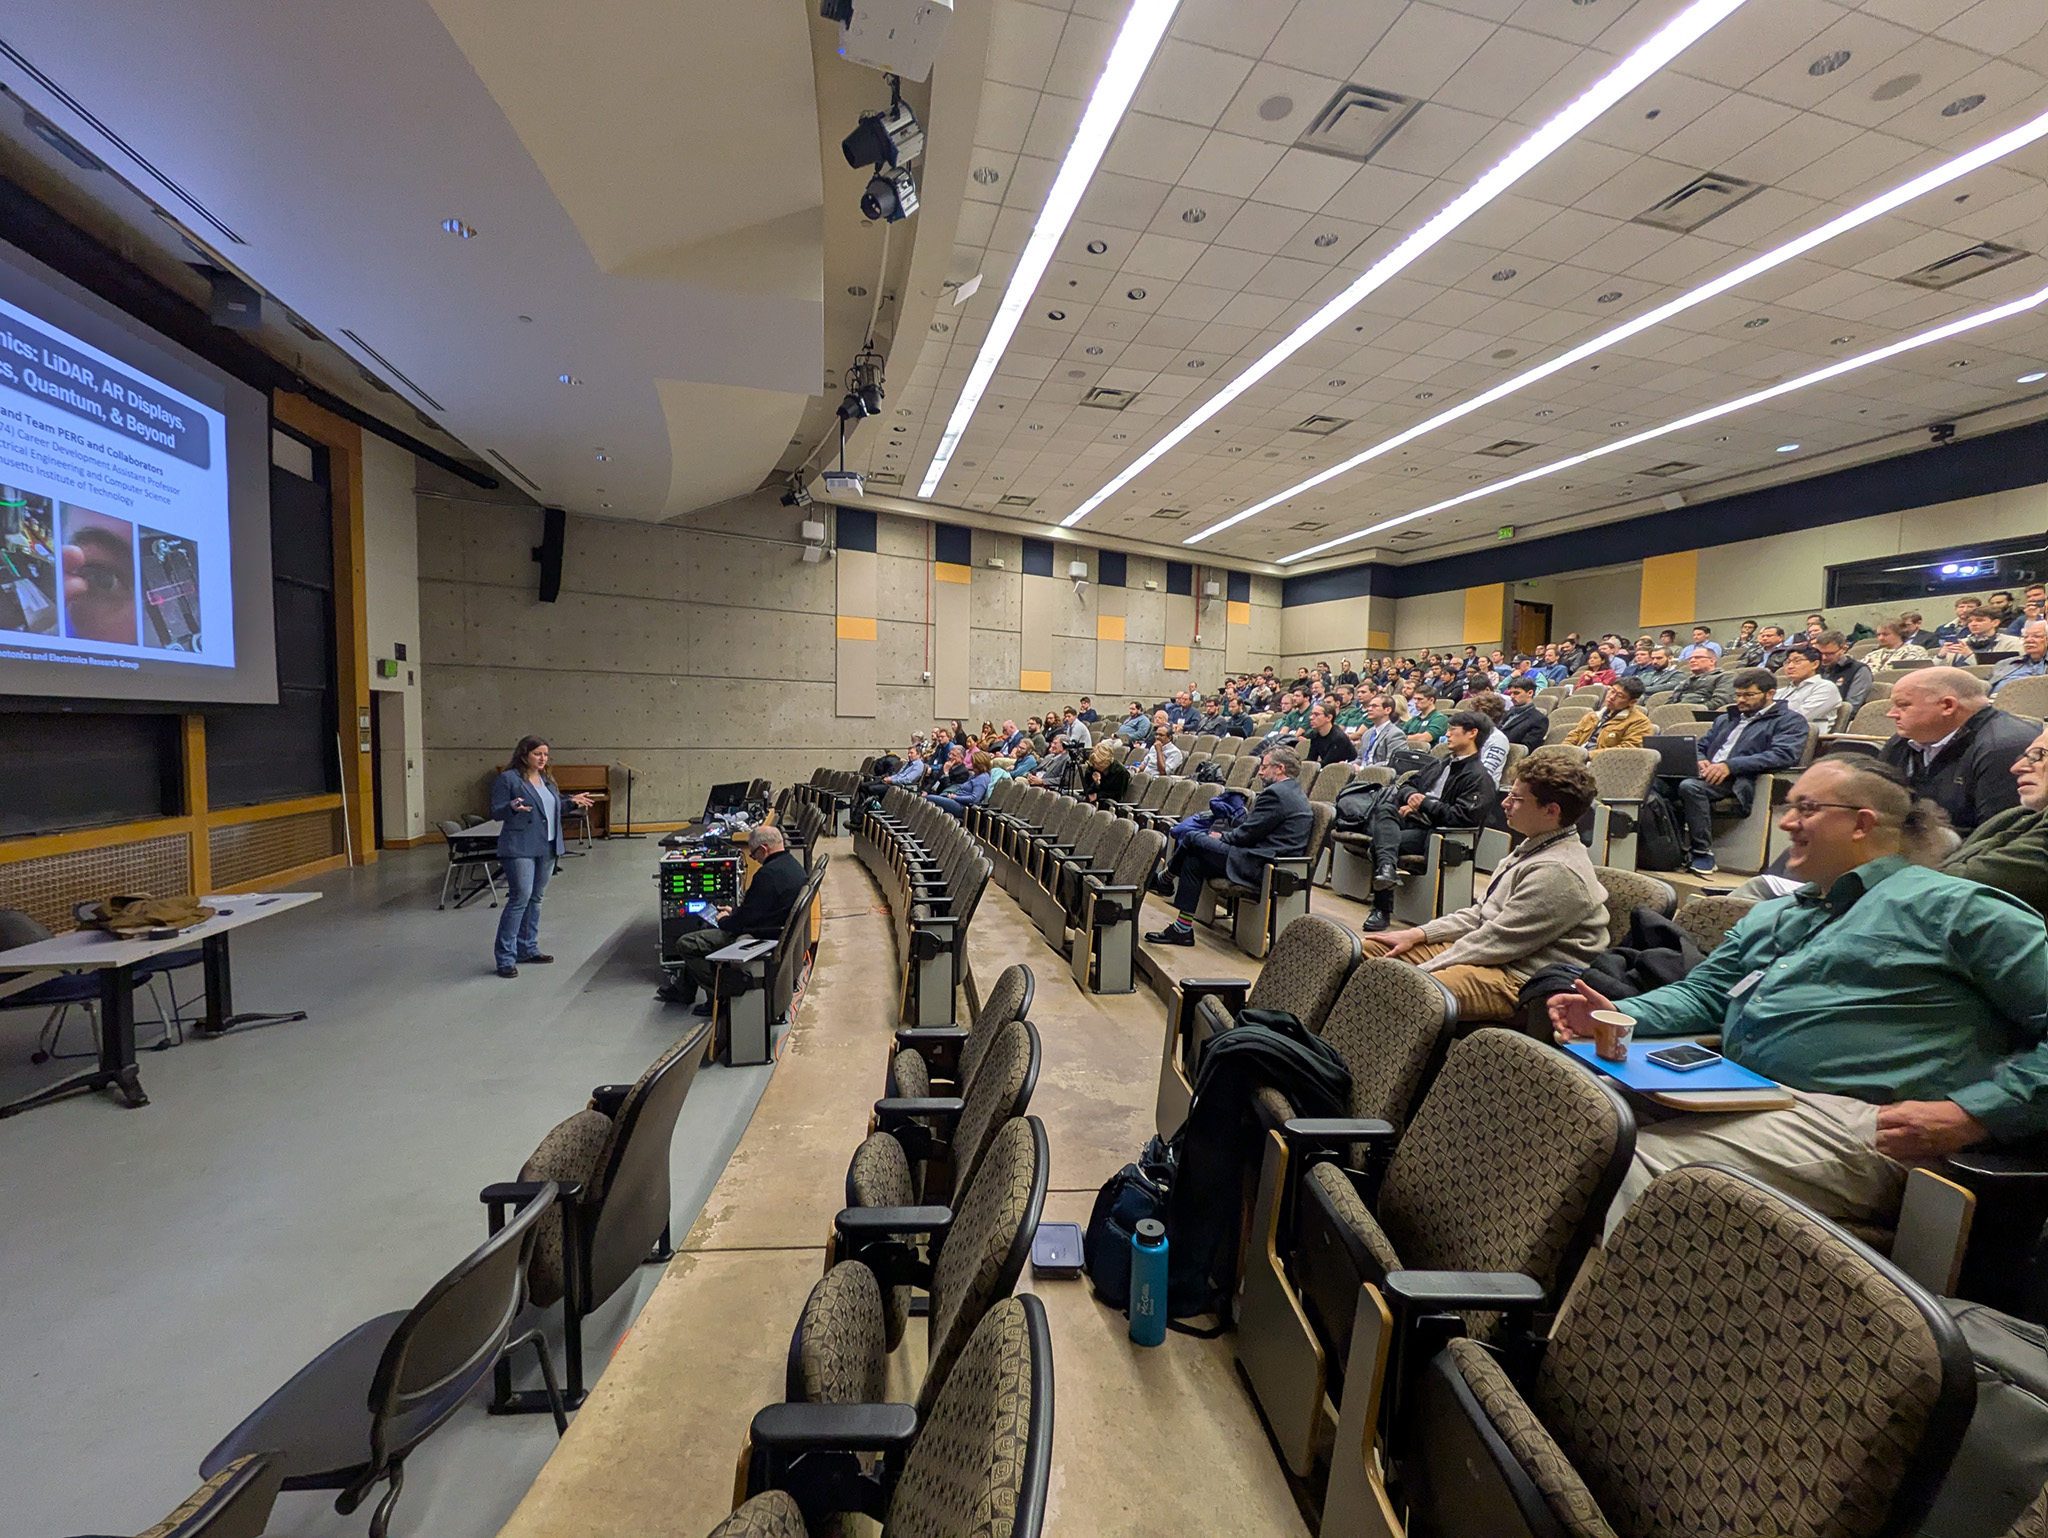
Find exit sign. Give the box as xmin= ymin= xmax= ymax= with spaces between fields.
xmin=1497 ymin=525 xmax=1515 ymax=540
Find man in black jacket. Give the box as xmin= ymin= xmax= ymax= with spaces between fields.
xmin=1880 ymin=667 xmax=2033 ymax=833
xmin=1815 ymin=630 xmax=1873 ymax=711
xmin=659 ymin=825 xmax=808 ymax=1012
xmin=1357 ymin=711 xmax=1497 ymax=932
xmin=1147 ymin=747 xmax=1313 ymax=946
xmin=1303 ymin=702 xmax=1358 ymax=767
xmin=1498 ymin=680 xmax=1549 ymax=750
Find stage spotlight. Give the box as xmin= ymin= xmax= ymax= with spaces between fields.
xmin=862 ymin=165 xmax=919 ymax=222
xmin=779 ymin=475 xmax=813 ymax=509
xmin=842 ymin=100 xmax=924 ymax=171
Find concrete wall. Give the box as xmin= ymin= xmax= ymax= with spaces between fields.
xmin=415 ymin=483 xmax=1282 ymax=825
xmin=361 ymin=435 xmax=425 ymax=843
xmin=1269 ymin=479 xmax=2048 ymax=665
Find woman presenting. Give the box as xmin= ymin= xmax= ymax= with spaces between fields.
xmin=489 ymin=736 xmax=593 ymax=978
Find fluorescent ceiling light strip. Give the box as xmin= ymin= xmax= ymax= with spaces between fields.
xmin=1187 ymin=105 xmax=2048 ymax=545
xmin=917 ymin=0 xmax=1181 ymax=498
xmin=1056 ymin=0 xmax=1751 ymax=528
xmin=1279 ymin=281 xmax=2048 ymax=564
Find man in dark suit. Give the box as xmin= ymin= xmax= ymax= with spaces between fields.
xmin=658 ymin=825 xmax=809 ymax=1013
xmin=1498 ymin=679 xmax=1550 ymax=750
xmin=1146 ymin=747 xmax=1313 ymax=946
xmin=1356 ymin=711 xmax=1497 ymax=931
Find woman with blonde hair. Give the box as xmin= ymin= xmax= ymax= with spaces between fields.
xmin=1864 ymin=618 xmax=1933 ymax=671
xmin=1080 ymin=740 xmax=1131 ymax=805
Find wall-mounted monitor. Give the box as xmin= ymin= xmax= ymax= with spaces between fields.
xmin=0 ymin=235 xmax=275 ymax=703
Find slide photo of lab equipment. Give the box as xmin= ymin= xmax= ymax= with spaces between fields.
xmin=139 ymin=526 xmax=201 ymax=652
xmin=59 ymin=503 xmax=138 ymax=646
xmin=0 ymin=485 xmax=57 ymax=635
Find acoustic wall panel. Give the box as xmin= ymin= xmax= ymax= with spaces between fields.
xmin=1639 ymin=550 xmax=1699 ymax=629
xmin=932 ymin=522 xmax=972 ymax=719
xmin=1020 ymin=571 xmax=1056 ymax=694
xmin=836 ymin=544 xmax=877 ymax=717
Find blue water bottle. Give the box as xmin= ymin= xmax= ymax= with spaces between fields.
xmin=1129 ymin=1218 xmax=1168 ymax=1347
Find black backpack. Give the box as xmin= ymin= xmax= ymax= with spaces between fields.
xmin=1333 ymin=777 xmax=1392 ymax=833
xmin=1635 ymin=789 xmax=1686 ymax=871
xmin=1194 ymin=759 xmax=1227 ymax=784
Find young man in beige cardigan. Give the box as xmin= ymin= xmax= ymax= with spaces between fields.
xmin=1358 ymin=756 xmax=1610 ymax=1021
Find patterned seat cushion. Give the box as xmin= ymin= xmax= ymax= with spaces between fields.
xmin=947 ymin=1021 xmax=1032 ymax=1207
xmin=1243 ymin=914 xmax=1357 ymax=1033
xmin=892 ymin=1048 xmax=933 ymax=1101
xmin=1378 ymin=1029 xmax=1619 ymax=1338
xmin=959 ymin=965 xmax=1033 ymax=1091
xmin=1534 ymin=1165 xmax=1951 ymax=1538
xmin=519 ymin=1108 xmax=614 ymax=1308
xmin=847 ymin=1131 xmax=917 ymax=1350
xmin=920 ymin=1119 xmax=1038 ymax=1419
xmin=1320 ymin=959 xmax=1452 ymax=1130
xmin=708 ymin=1491 xmax=807 ymax=1538
xmin=793 ymin=1262 xmax=888 ymax=1404
xmin=889 ymin=1298 xmax=1034 ymax=1538
xmin=1307 ymin=1160 xmax=1401 ymax=1276
xmin=1447 ymin=1339 xmax=1616 ymax=1538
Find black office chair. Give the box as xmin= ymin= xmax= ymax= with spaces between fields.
xmin=63 ymin=1451 xmax=284 ymax=1538
xmin=0 ymin=907 xmax=171 ymax=1064
xmin=200 ymin=1184 xmax=567 ymax=1538
xmin=482 ymin=1023 xmax=711 ymax=1409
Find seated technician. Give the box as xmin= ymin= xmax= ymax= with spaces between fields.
xmin=1553 ymin=754 xmax=2048 ymax=1229
xmin=1360 ymin=755 xmax=1607 ymax=1020
xmin=1145 ymin=748 xmax=1311 ymax=947
xmin=656 ymin=825 xmax=808 ymax=1015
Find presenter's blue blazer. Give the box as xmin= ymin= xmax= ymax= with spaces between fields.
xmin=491 ymin=769 xmax=566 ymax=859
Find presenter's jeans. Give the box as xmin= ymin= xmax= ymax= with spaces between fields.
xmin=495 ymin=855 xmax=553 ymax=969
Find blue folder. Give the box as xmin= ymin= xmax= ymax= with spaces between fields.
xmin=1563 ymin=1040 xmax=1782 ymax=1095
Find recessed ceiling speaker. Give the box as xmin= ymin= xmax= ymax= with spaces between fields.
xmin=531 ymin=507 xmax=565 ymax=603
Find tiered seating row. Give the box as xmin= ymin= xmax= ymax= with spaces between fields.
xmin=853 ymin=786 xmax=992 ymax=1025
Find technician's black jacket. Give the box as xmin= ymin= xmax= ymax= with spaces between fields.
xmin=721 ymin=849 xmax=807 ymax=938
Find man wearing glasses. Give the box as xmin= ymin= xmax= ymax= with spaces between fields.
xmin=1942 ymin=730 xmax=2048 ymax=919
xmin=1667 ymin=668 xmax=1810 ymax=876
xmin=1554 ymin=753 xmax=2048 ymax=1229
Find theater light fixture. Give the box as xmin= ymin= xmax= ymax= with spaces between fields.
xmin=1185 ymin=102 xmax=2048 ymax=545
xmin=845 ymin=87 xmax=925 ymax=224
xmin=917 ymin=0 xmax=1182 ymax=497
xmin=1280 ymin=280 xmax=2048 ymax=564
xmin=1055 ymin=0 xmax=1752 ymax=528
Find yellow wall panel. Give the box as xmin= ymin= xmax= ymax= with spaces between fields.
xmin=1162 ymin=644 xmax=1191 ymax=672
xmin=1019 ymin=669 xmax=1053 ymax=693
xmin=1227 ymin=599 xmax=1251 ymax=626
xmin=934 ymin=561 xmax=972 ymax=584
xmin=1367 ymin=630 xmax=1392 ymax=651
xmin=1639 ymin=550 xmax=1699 ymax=629
xmin=1462 ymin=583 xmax=1505 ymax=645
xmin=1096 ymin=613 xmax=1126 ymax=641
xmin=834 ymin=614 xmax=877 ymax=640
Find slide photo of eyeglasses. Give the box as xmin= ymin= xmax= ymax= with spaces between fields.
xmin=139 ymin=526 xmax=201 ymax=652
xmin=0 ymin=486 xmax=59 ymax=636
xmin=59 ymin=503 xmax=138 ymax=646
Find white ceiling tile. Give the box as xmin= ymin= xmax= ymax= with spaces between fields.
xmin=1168 ymin=0 xmax=1300 ymax=59
xmin=1182 ymin=131 xmax=1291 ymax=195
xmin=1940 ymin=0 xmax=2048 ymax=59
xmin=1214 ymin=200 xmax=1316 ymax=254
xmin=1353 ymin=3 xmax=1499 ymax=98
xmin=1145 ymin=189 xmax=1245 ymax=242
xmin=975 ymin=82 xmax=1042 ymax=155
xmin=1668 ymin=0 xmax=1845 ymax=91
xmin=1248 ymin=147 xmax=1361 ymax=211
xmin=1103 ymin=112 xmax=1211 ymax=185
xmin=1124 ymin=232 xmax=1213 ymax=281
xmin=1246 ymin=255 xmax=1328 ymax=299
xmin=1724 ymin=110 xmax=1865 ymax=185
xmin=1741 ymin=11 xmax=1919 ymax=111
xmin=1213 ymin=290 xmax=1297 ymax=329
xmin=1213 ymin=60 xmax=1349 ymax=148
xmin=1075 ymin=172 xmax=1174 ymax=230
xmin=1264 ymin=0 xmax=1407 ymax=80
xmin=985 ymin=0 xmax=1069 ymax=91
xmin=1507 ymin=0 xmax=1644 ymax=47
xmin=1275 ymin=214 xmax=1377 ymax=263
xmin=1044 ymin=11 xmax=1120 ymax=98
xmin=1132 ymin=40 xmax=1259 ymax=129
xmin=1002 ymin=153 xmax=1063 ymax=213
xmin=1433 ymin=25 xmax=1583 ymax=119
xmin=1023 ymin=91 xmax=1089 ymax=159
xmin=1158 ymin=283 xmax=1237 ymax=322
xmin=1511 ymin=136 xmax=1643 ymax=209
xmin=1775 ymin=124 xmax=1924 ymax=200
xmin=1317 ymin=161 xmax=1439 ymax=226
xmin=1580 ymin=71 xmax=1736 ymax=155
xmin=1816 ymin=37 xmax=1984 ymax=132
xmin=1182 ymin=244 xmax=1274 ymax=290
xmin=1370 ymin=100 xmax=1500 ymax=178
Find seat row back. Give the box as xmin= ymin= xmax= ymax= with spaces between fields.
xmin=853 ymin=786 xmax=992 ymax=1026
xmin=793 ymin=767 xmax=861 ymax=835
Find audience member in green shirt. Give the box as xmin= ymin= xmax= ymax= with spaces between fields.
xmin=1404 ymin=686 xmax=1449 ymax=746
xmin=1942 ymin=727 xmax=2048 ymax=919
xmin=1552 ymin=752 xmax=2048 ymax=1229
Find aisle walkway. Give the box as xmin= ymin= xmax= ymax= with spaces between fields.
xmin=498 ymin=841 xmax=1310 ymax=1538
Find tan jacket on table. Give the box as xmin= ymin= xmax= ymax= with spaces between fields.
xmin=1565 ymin=705 xmax=1653 ymax=750
xmin=1417 ymin=827 xmax=1610 ymax=975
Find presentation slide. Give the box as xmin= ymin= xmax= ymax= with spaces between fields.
xmin=0 ymin=239 xmax=274 ymax=704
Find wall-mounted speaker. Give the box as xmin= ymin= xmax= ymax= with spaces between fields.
xmin=532 ymin=507 xmax=565 ymax=602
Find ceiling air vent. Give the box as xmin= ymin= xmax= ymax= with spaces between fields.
xmin=1389 ymin=529 xmax=1427 ymax=542
xmin=867 ymin=470 xmax=904 ymax=487
xmin=1633 ymin=171 xmax=1764 ymax=234
xmin=1291 ymin=414 xmax=1352 ymax=435
xmin=340 ymin=328 xmax=447 ymax=411
xmin=1640 ymin=460 xmax=1701 ymax=478
xmin=1150 ymin=507 xmax=1190 ymax=520
xmin=997 ymin=493 xmax=1034 ymax=507
xmin=1288 ymin=520 xmax=1328 ymax=531
xmin=1474 ymin=438 xmax=1537 ymax=458
xmin=486 ymin=449 xmax=541 ymax=492
xmin=1081 ymin=386 xmax=1138 ymax=410
xmin=1899 ymin=241 xmax=2030 ymax=290
xmin=1297 ymin=84 xmax=1422 ymax=164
